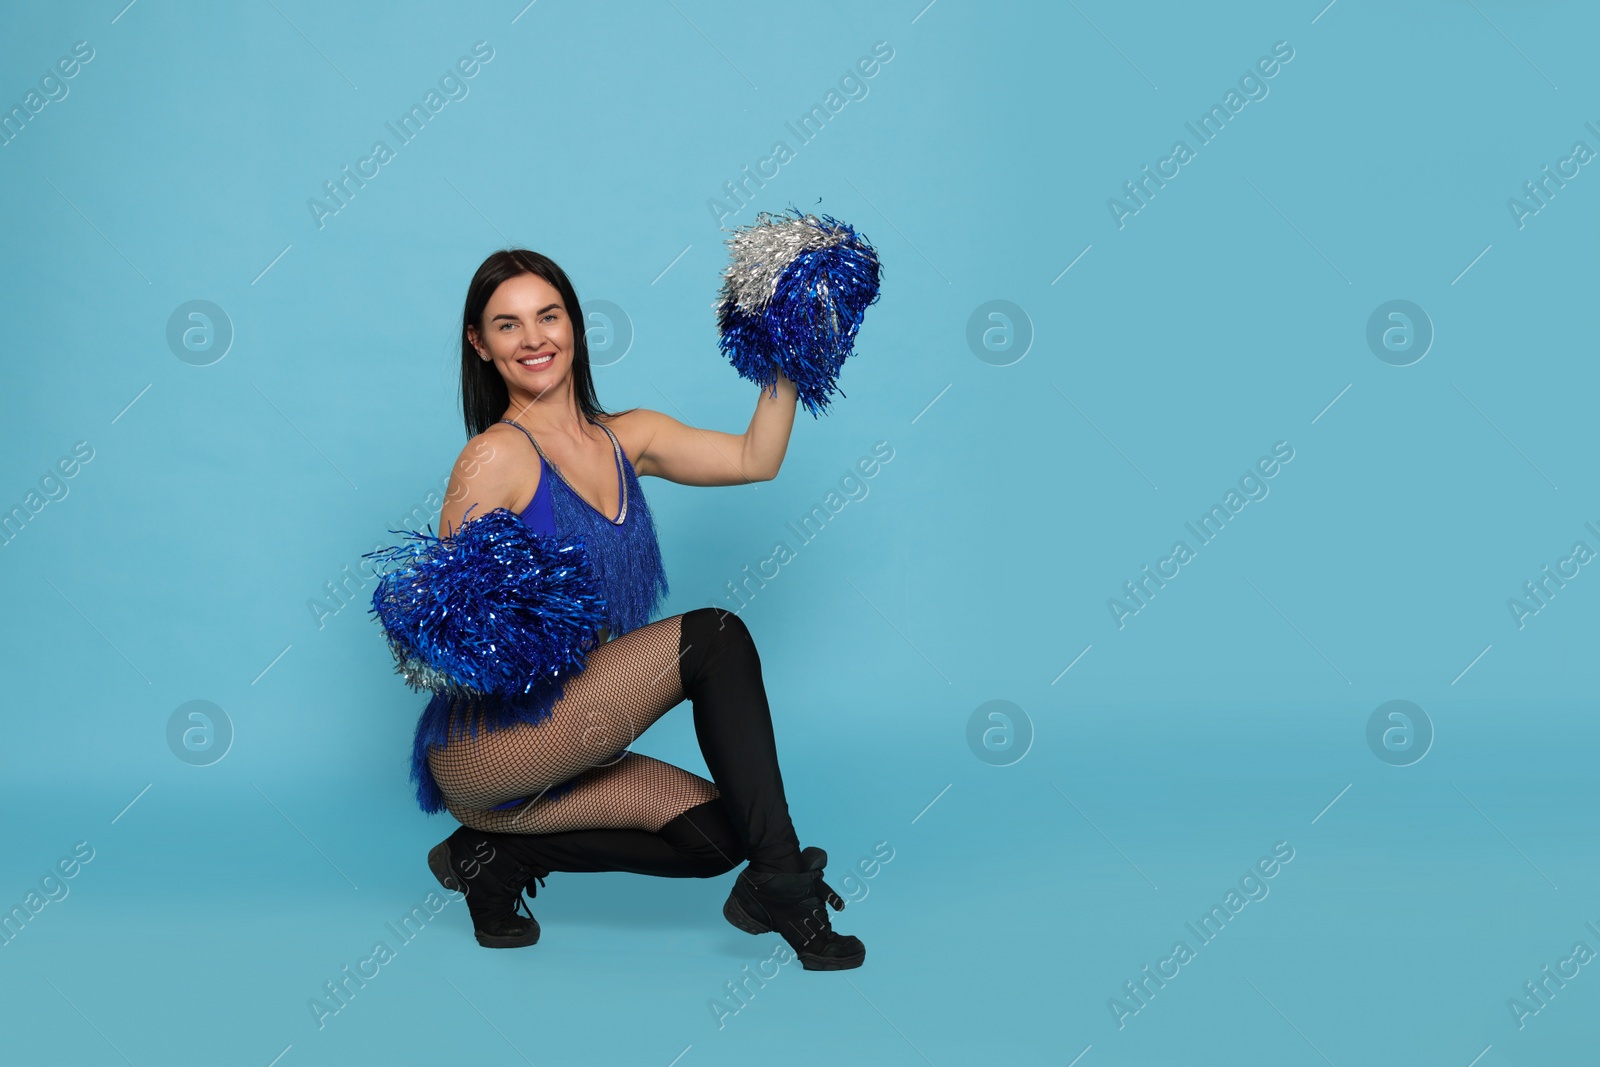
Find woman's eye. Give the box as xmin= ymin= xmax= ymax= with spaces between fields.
xmin=499 ymin=322 xmax=515 ymax=330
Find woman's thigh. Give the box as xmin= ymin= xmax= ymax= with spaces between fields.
xmin=453 ymin=752 xmax=720 ymax=835
xmin=427 ymin=613 xmax=687 ymax=813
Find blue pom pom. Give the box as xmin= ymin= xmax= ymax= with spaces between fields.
xmin=363 ymin=507 xmax=608 ymax=700
xmin=716 ymin=206 xmax=882 ymax=417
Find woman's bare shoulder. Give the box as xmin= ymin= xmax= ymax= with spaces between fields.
xmin=445 ymin=423 xmax=541 ymax=520
xmin=454 ymin=423 xmax=529 ymax=473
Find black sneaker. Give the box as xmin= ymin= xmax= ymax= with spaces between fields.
xmin=723 ymin=846 xmax=866 ymax=970
xmin=428 ymin=826 xmax=546 ymax=949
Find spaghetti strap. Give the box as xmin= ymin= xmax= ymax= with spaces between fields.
xmin=498 ymin=418 xmax=628 ymax=525
xmin=497 ymin=418 xmax=541 ymax=453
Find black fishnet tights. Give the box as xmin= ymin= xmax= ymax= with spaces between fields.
xmin=428 ymin=608 xmax=805 ymax=873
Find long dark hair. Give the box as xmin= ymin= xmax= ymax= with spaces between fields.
xmin=458 ymin=249 xmax=626 ymax=439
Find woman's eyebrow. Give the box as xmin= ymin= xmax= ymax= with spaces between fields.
xmin=491 ymin=303 xmax=560 ymax=322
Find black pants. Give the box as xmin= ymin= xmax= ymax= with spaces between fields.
xmin=469 ymin=607 xmax=805 ymax=878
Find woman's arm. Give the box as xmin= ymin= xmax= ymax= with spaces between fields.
xmin=631 ymin=371 xmax=799 ymax=486
xmin=437 ymin=427 xmax=527 ymax=537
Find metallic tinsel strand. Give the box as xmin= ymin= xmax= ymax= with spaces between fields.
xmin=363 ymin=508 xmax=608 ymax=700
xmin=718 ymin=208 xmax=857 ymax=312
xmin=714 ymin=205 xmax=881 ymax=417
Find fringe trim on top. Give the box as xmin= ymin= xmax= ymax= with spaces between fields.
xmin=546 ymin=445 xmax=670 ymax=638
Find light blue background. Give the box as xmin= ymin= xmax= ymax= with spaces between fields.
xmin=1 ymin=1 xmax=1595 ymax=1064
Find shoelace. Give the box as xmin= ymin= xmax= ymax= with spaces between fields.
xmin=510 ymin=867 xmax=548 ymax=921
xmin=741 ymin=862 xmax=848 ymax=940
xmin=780 ymin=873 xmax=849 ymax=946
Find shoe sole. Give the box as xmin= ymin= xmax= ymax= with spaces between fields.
xmin=722 ymin=892 xmax=771 ymax=935
xmin=723 ymin=893 xmax=865 ymax=970
xmin=429 ymin=841 xmax=540 ymax=950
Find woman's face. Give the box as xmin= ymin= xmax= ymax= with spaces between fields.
xmin=468 ymin=272 xmax=576 ymax=396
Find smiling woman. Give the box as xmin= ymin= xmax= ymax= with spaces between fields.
xmin=373 ymin=247 xmax=867 ymax=969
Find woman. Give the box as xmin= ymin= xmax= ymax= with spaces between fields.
xmin=418 ymin=248 xmax=864 ymax=971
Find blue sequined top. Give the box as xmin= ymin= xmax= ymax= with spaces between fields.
xmin=408 ymin=417 xmax=670 ymax=814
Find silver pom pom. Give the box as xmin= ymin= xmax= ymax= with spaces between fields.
xmin=718 ymin=209 xmax=857 ymax=314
